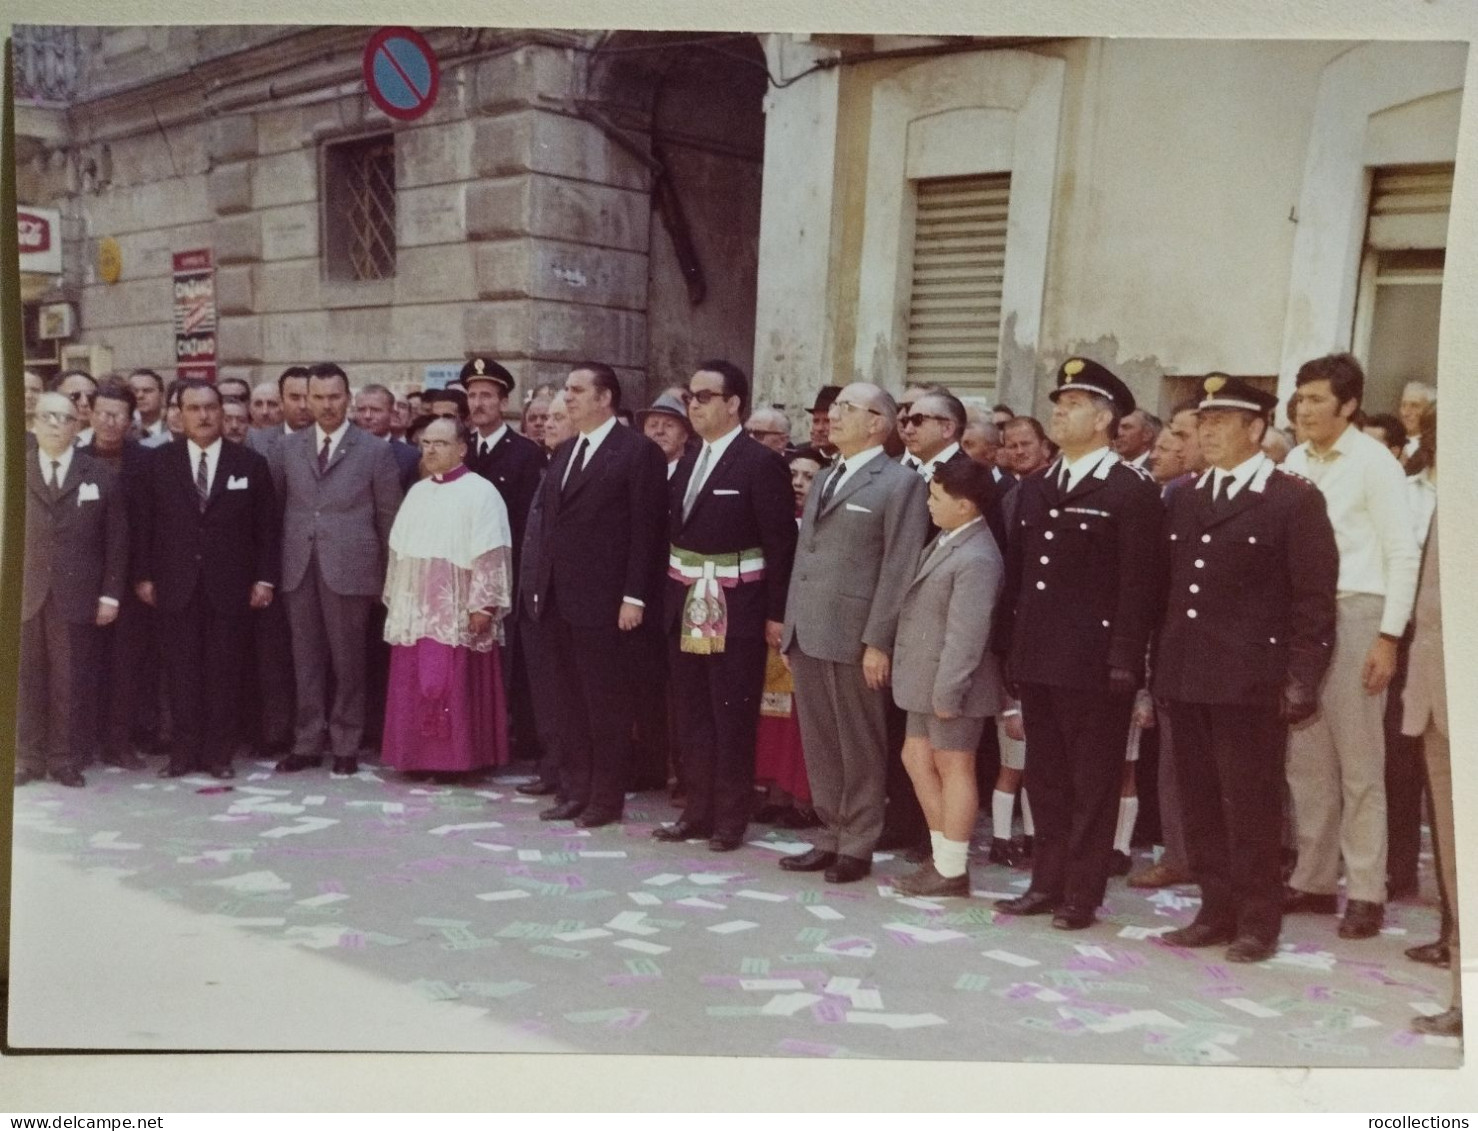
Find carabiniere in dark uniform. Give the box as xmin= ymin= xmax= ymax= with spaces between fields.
xmin=991 ymin=357 xmax=1165 ymax=929
xmin=1152 ymin=374 xmax=1338 ymax=963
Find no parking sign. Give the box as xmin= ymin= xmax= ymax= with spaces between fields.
xmin=363 ymin=27 xmax=440 ymax=121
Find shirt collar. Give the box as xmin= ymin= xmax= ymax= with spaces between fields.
xmin=315 ymin=418 xmax=351 ymax=449
xmin=187 ymin=437 xmax=223 ymax=462
xmin=701 ymin=424 xmax=743 ymax=461
xmin=921 ymin=442 xmax=961 ymax=472
xmin=1062 ymin=444 xmax=1110 ymax=472
xmin=838 ymin=443 xmax=888 ymax=474
xmin=477 ymin=422 xmax=509 ymax=449
xmin=431 ymin=463 xmax=471 ymax=484
xmin=38 ymin=445 xmax=74 ymax=480
xmin=1213 ymin=450 xmax=1266 ymax=493
xmin=578 ymin=415 xmax=619 ymax=447
xmin=939 ymin=515 xmax=983 ymax=545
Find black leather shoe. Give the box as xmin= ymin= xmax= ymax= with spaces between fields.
xmin=779 ymin=848 xmax=837 ymax=873
xmin=653 ymin=821 xmax=712 ymax=842
xmin=708 ymin=835 xmax=743 ymax=853
xmin=157 ymin=765 xmax=190 ymax=779
xmin=1162 ymin=921 xmax=1236 ymax=949
xmin=1388 ymin=875 xmax=1420 ymax=901
xmin=209 ymin=766 xmax=236 ymax=781
xmin=1226 ymin=935 xmax=1278 ymax=963
xmin=824 ymin=855 xmax=872 ymax=884
xmin=994 ymin=889 xmax=1059 ymax=916
xmin=1411 ymin=1007 xmax=1463 ymax=1038
xmin=1338 ymin=899 xmax=1384 ymax=939
xmin=50 ymin=768 xmax=86 ymax=788
xmin=14 ymin=768 xmax=43 ymax=787
xmin=575 ymin=808 xmax=622 ymax=829
xmin=331 ymin=757 xmax=359 ymax=776
xmin=540 ymin=799 xmax=585 ymax=821
xmin=1051 ymin=905 xmax=1095 ymax=930
xmin=1283 ymin=886 xmax=1338 ymax=914
xmin=987 ymin=837 xmax=1021 ymax=867
xmin=516 ymin=778 xmax=558 ymax=796
xmin=1109 ymin=851 xmax=1133 ymax=877
xmin=1405 ymin=940 xmax=1451 ymax=968
xmin=275 ymin=754 xmax=322 ymax=773
xmin=102 ymin=751 xmax=146 ymax=770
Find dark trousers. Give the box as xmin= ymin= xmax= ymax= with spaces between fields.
xmin=18 ymin=598 xmax=99 ymax=775
xmin=631 ymin=624 xmax=672 ymax=791
xmin=1167 ymin=699 xmax=1286 ymax=944
xmin=505 ymin=616 xmax=544 ymax=763
xmin=1020 ymin=682 xmax=1132 ymax=911
xmin=163 ymin=592 xmax=247 ymax=773
xmin=881 ymin=700 xmax=929 ymax=848
xmin=1384 ymin=639 xmax=1423 ymax=892
xmin=95 ymin=595 xmax=150 ymax=761
xmin=670 ymin=635 xmax=766 ymax=837
xmin=547 ymin=602 xmax=637 ymax=813
xmin=520 ymin=609 xmax=564 ymax=786
xmin=249 ymin=598 xmax=296 ymax=753
xmin=364 ymin=602 xmax=390 ymax=752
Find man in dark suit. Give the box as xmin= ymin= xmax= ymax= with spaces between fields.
xmin=80 ymin=380 xmax=155 ymax=770
xmin=653 ymin=361 xmax=797 ymax=851
xmin=462 ymin=356 xmax=546 ymax=766
xmin=992 ymin=358 xmax=1164 ymax=930
xmin=133 ymin=381 xmax=280 ymax=779
xmin=526 ymin=362 xmax=667 ymax=827
xmin=355 ymin=384 xmax=421 ymax=489
xmin=1154 ymin=376 xmax=1338 ymax=962
xmin=270 ymin=362 xmax=404 ymax=776
xmin=18 ymin=392 xmax=128 ymax=787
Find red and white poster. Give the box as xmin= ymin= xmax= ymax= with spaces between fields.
xmin=172 ymin=248 xmax=217 ymax=380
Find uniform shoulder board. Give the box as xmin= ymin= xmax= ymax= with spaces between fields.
xmin=1273 ymin=467 xmax=1318 ymax=489
xmin=1118 ymin=460 xmax=1154 ymax=482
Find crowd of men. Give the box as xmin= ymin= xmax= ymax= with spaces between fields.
xmin=15 ymin=352 xmax=1455 ymax=1038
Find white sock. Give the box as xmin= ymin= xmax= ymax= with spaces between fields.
xmin=1021 ymin=790 xmax=1035 ymax=836
xmin=935 ymin=837 xmax=969 ymax=878
xmin=1114 ymin=795 xmax=1138 ymax=854
xmin=991 ymin=790 xmax=1014 ymax=841
xmin=929 ymin=829 xmax=945 ymax=860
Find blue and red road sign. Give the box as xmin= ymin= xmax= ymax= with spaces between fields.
xmin=363 ymin=27 xmax=440 ymax=121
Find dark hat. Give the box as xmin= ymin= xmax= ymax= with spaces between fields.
xmin=459 ymin=356 xmax=515 ymax=394
xmin=807 ymin=385 xmax=843 ymax=414
xmin=1048 ymin=357 xmax=1135 ymax=416
xmin=636 ymin=391 xmax=692 ymax=432
xmin=1197 ymin=373 xmax=1278 ymax=415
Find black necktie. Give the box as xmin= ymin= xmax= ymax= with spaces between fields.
xmin=1212 ymin=473 xmax=1228 ymax=510
xmin=318 ymin=435 xmax=331 ymax=475
xmin=48 ymin=460 xmax=61 ymax=503
xmin=197 ymin=451 xmax=210 ymax=512
xmin=819 ymin=462 xmax=845 ymax=509
xmin=564 ymin=437 xmax=589 ymax=494
xmin=1057 ymin=463 xmax=1070 ymax=493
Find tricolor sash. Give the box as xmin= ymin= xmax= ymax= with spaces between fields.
xmin=667 ymin=545 xmax=766 ymax=654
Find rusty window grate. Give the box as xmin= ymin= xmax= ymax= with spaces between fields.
xmin=323 ymin=134 xmax=396 ymax=281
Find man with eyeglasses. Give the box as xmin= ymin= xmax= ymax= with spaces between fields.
xmin=18 ymin=393 xmax=128 ymax=788
xmin=54 ymin=370 xmax=99 ymax=448
xmin=744 ymin=407 xmax=792 ymax=455
xmin=653 ymin=361 xmax=797 ymax=852
xmin=780 ymin=383 xmax=930 ymax=883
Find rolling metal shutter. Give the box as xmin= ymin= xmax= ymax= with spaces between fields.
xmin=1367 ymin=163 xmax=1453 ymax=251
xmin=905 ymin=173 xmax=1011 ymax=393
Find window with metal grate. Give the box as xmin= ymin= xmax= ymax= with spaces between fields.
xmin=323 ymin=133 xmax=397 ymax=282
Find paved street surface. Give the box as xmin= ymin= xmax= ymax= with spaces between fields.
xmin=7 ymin=761 xmax=1462 ymax=1068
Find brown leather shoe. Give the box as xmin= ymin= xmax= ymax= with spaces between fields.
xmin=1404 ymin=940 xmax=1451 ymax=968
xmin=1411 ymin=1007 xmax=1463 ymax=1037
xmin=893 ymin=863 xmax=969 ymax=898
xmin=1225 ymin=935 xmax=1278 ymax=963
xmin=1338 ymin=899 xmax=1384 ymax=939
xmin=1127 ymin=861 xmax=1193 ymax=888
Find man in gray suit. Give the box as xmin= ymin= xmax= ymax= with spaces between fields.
xmin=18 ymin=393 xmax=128 ymax=787
xmin=270 ymin=362 xmax=403 ymax=775
xmin=780 ymin=383 xmax=929 ymax=883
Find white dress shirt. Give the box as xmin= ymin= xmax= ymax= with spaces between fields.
xmin=475 ymin=422 xmax=509 ymax=460
xmin=1058 ymin=445 xmax=1111 ymax=492
xmin=823 ymin=443 xmax=887 ymax=498
xmin=561 ymin=414 xmax=619 ymax=490
xmin=314 ymin=418 xmax=351 ymax=464
xmin=917 ymin=441 xmax=960 ymax=482
xmin=1208 ymin=450 xmax=1266 ymax=501
xmin=38 ymin=445 xmax=74 ymax=487
xmin=685 ymin=424 xmax=743 ymax=500
xmin=1284 ymin=423 xmax=1420 ymax=637
xmin=186 ymin=437 xmax=224 ymax=496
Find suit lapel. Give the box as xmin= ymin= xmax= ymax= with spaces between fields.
xmin=206 ymin=444 xmax=234 ymax=509
xmin=680 ymin=434 xmax=745 ymax=531
xmin=26 ymin=454 xmax=53 ymax=510
xmin=56 ymin=453 xmax=85 ymax=503
xmin=562 ymin=426 xmax=620 ymax=503
xmin=1198 ymin=457 xmax=1273 ymax=531
xmin=820 ymin=453 xmax=883 ymax=517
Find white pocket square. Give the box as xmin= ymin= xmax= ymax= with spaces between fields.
xmin=77 ymin=482 xmax=100 ymax=503
xmin=844 ymin=502 xmax=872 ymax=513
xmin=227 ymin=475 xmax=249 ymax=490
xmin=713 ymin=488 xmax=740 ymax=496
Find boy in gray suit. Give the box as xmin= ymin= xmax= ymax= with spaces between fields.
xmin=891 ymin=458 xmax=1006 ymax=896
